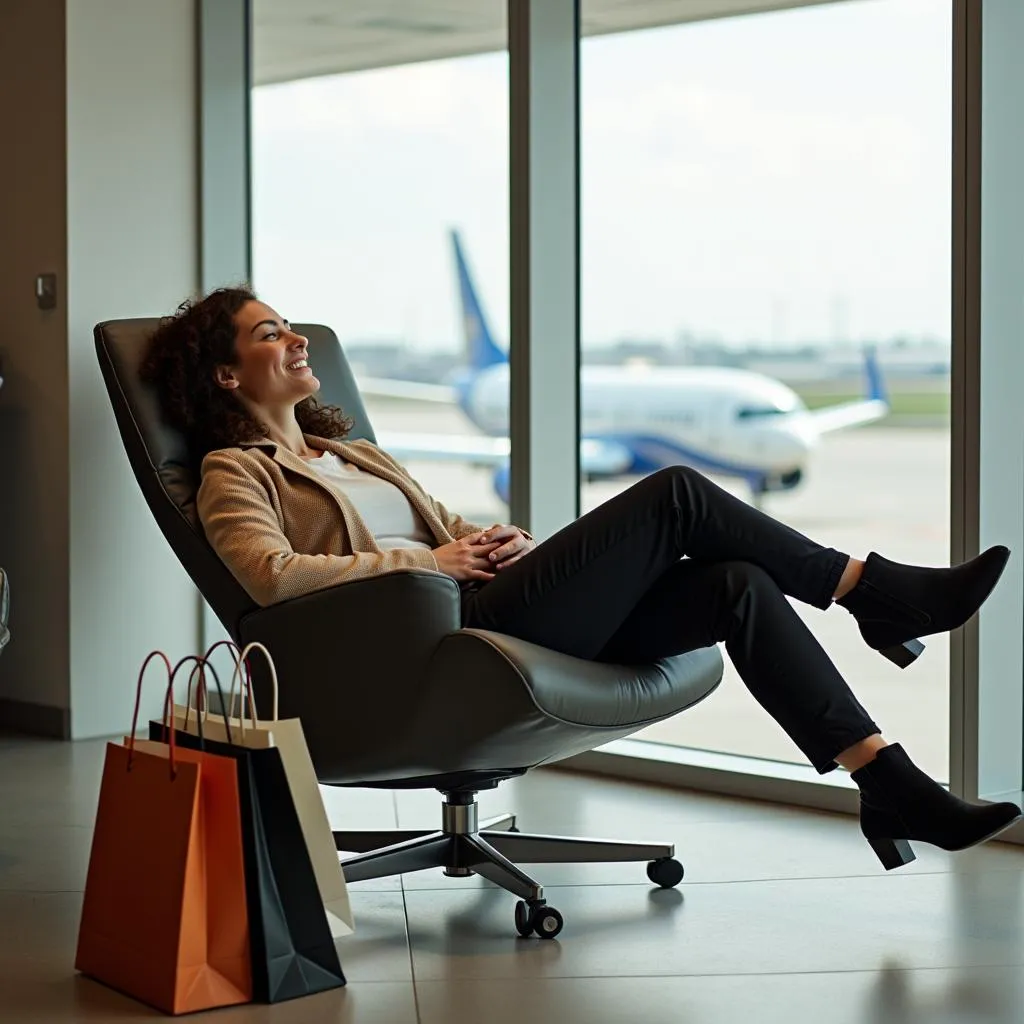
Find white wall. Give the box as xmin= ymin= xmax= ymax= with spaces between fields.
xmin=66 ymin=0 xmax=202 ymax=738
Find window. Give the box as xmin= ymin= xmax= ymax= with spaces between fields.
xmin=251 ymin=1 xmax=509 ymax=533
xmin=581 ymin=0 xmax=952 ymax=779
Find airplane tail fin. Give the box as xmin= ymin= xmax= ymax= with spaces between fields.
xmin=805 ymin=346 xmax=889 ymax=434
xmin=864 ymin=344 xmax=887 ymax=405
xmin=451 ymin=229 xmax=506 ymax=371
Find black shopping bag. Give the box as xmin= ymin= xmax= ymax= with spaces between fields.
xmin=149 ymin=719 xmax=346 ymax=1003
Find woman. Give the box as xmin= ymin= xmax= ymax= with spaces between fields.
xmin=143 ymin=286 xmax=1021 ymax=870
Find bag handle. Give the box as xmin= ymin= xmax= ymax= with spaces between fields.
xmin=127 ymin=651 xmax=175 ymax=778
xmin=179 ymin=649 xmax=237 ymax=740
xmin=168 ymin=655 xmax=233 ymax=747
xmin=227 ymin=642 xmax=279 ymax=730
xmin=200 ymin=640 xmax=252 ymax=720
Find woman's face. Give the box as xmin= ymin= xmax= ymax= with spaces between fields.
xmin=216 ymin=300 xmax=321 ymax=408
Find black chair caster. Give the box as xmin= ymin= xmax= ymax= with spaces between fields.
xmin=515 ymin=899 xmax=564 ymax=939
xmin=646 ymin=857 xmax=684 ymax=888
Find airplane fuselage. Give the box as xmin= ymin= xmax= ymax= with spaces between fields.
xmin=366 ymin=229 xmax=887 ymax=500
xmin=461 ymin=362 xmax=818 ymax=484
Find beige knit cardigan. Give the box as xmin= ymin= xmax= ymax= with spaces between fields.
xmin=197 ymin=434 xmax=488 ymax=607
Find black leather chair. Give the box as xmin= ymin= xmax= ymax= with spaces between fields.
xmin=96 ymin=318 xmax=724 ymax=939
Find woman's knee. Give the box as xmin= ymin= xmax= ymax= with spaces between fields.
xmin=645 ymin=464 xmax=702 ymax=493
xmin=710 ymin=560 xmax=777 ymax=601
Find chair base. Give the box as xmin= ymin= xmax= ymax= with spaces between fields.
xmin=333 ymin=789 xmax=679 ymax=931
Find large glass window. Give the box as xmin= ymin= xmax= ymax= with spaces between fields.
xmin=580 ymin=0 xmax=952 ymax=779
xmin=251 ymin=3 xmax=509 ymax=533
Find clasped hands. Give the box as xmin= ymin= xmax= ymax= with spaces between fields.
xmin=432 ymin=523 xmax=536 ymax=583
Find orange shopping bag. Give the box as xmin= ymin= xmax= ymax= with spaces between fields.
xmin=75 ymin=652 xmax=252 ymax=1015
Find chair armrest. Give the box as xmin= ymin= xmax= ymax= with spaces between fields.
xmin=236 ymin=569 xmax=461 ymax=777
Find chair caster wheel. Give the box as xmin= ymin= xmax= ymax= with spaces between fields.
xmin=532 ymin=906 xmax=563 ymax=939
xmin=514 ymin=900 xmax=534 ymax=937
xmin=647 ymin=857 xmax=684 ymax=888
xmin=514 ymin=900 xmax=564 ymax=939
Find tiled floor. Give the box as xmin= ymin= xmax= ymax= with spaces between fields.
xmin=2 ymin=733 xmax=1024 ymax=1023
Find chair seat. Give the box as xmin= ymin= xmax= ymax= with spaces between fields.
xmin=399 ymin=630 xmax=725 ymax=780
xmin=447 ymin=629 xmax=723 ymax=728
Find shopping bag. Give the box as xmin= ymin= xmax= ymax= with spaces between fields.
xmin=150 ymin=655 xmax=346 ymax=1004
xmin=76 ymin=652 xmax=251 ymax=1015
xmin=172 ymin=640 xmax=353 ymax=938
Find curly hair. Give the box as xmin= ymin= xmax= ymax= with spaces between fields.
xmin=141 ymin=286 xmax=353 ymax=459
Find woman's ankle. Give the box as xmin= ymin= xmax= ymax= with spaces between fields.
xmin=836 ymin=733 xmax=889 ymax=772
xmin=833 ymin=557 xmax=866 ymax=601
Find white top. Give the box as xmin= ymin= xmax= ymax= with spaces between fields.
xmin=305 ymin=450 xmax=435 ymax=551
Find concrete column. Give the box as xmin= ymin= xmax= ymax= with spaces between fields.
xmin=507 ymin=0 xmax=581 ymax=538
xmin=951 ymin=0 xmax=1024 ymax=802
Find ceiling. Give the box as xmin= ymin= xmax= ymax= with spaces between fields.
xmin=253 ymin=0 xmax=846 ymax=85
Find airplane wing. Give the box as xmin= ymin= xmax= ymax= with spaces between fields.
xmin=377 ymin=431 xmax=634 ymax=475
xmin=356 ymin=376 xmax=457 ymax=404
xmin=378 ymin=431 xmax=508 ymax=466
xmin=806 ymin=398 xmax=889 ymax=434
xmin=805 ymin=347 xmax=889 ymax=434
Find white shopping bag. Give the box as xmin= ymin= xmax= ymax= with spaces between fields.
xmin=172 ymin=641 xmax=354 ymax=938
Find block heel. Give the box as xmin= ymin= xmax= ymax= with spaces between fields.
xmin=878 ymin=638 xmax=925 ymax=669
xmin=866 ymin=836 xmax=916 ymax=870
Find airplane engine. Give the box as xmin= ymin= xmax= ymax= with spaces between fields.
xmin=758 ymin=467 xmax=804 ymax=493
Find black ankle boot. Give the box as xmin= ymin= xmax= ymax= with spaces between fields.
xmin=851 ymin=744 xmax=1021 ymax=870
xmin=836 ymin=545 xmax=1010 ymax=668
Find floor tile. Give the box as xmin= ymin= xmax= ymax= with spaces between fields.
xmin=0 ymin=890 xmax=84 ymax=966
xmin=0 ymin=737 xmax=108 ymax=828
xmin=0 ymin=823 xmax=94 ymax=893
xmin=404 ymin=870 xmax=1024 ymax=980
xmin=2 ymin=967 xmax=417 ymax=1023
xmin=414 ymin=965 xmax=1024 ymax=1024
xmin=335 ymin=891 xmax=415 ymax=983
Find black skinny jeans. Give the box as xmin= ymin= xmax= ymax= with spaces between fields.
xmin=461 ymin=466 xmax=880 ymax=774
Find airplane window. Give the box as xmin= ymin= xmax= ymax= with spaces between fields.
xmin=736 ymin=407 xmax=786 ymax=419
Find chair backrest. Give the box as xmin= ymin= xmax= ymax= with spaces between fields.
xmin=94 ymin=319 xmax=377 ymax=635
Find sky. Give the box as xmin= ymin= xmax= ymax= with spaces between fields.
xmin=251 ymin=0 xmax=952 ymax=353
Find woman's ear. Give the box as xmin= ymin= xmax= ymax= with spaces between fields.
xmin=213 ymin=365 xmax=240 ymax=390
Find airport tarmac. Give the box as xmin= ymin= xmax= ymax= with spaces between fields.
xmin=365 ymin=397 xmax=953 ymax=781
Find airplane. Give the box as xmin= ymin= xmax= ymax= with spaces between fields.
xmin=359 ymin=230 xmax=889 ymax=504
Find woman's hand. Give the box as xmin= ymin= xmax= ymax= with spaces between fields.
xmin=479 ymin=524 xmax=536 ymax=571
xmin=432 ymin=532 xmax=502 ymax=582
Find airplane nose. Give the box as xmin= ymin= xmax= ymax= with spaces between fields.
xmin=760 ymin=422 xmax=816 ymax=471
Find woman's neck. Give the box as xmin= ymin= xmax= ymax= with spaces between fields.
xmin=251 ymin=404 xmax=316 ymax=458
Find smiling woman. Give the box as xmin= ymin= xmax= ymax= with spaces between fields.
xmin=140 ymin=286 xmax=536 ymax=605
xmin=140 ymin=286 xmax=355 ymax=460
